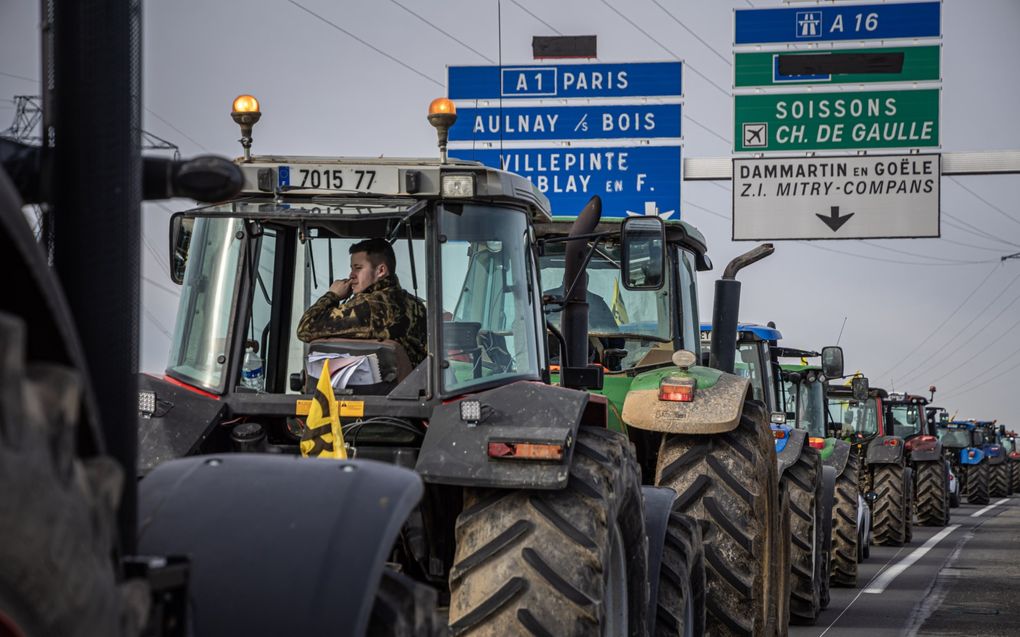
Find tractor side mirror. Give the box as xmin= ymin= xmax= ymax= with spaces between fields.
xmin=169 ymin=214 xmax=194 ymax=284
xmin=820 ymin=345 xmax=844 ymax=379
xmin=851 ymin=376 xmax=869 ymax=402
xmin=620 ymin=215 xmax=665 ymax=290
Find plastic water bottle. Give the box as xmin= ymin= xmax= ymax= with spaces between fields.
xmin=241 ymin=347 xmax=264 ymax=391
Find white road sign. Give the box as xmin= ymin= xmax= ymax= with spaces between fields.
xmin=732 ymin=154 xmax=940 ymax=240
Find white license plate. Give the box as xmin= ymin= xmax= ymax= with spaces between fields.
xmin=278 ymin=164 xmax=399 ymax=195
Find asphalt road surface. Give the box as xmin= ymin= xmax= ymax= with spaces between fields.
xmin=790 ymin=496 xmax=1019 ymax=636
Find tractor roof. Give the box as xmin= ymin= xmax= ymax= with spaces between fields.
xmin=885 ymin=393 xmax=928 ymax=405
xmin=699 ymin=322 xmax=783 ymax=342
xmin=537 ymin=216 xmax=709 ymax=267
xmin=780 ymin=363 xmax=821 ymax=373
xmin=827 ymin=385 xmax=889 ymax=399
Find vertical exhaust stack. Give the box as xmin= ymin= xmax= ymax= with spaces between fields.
xmin=560 ymin=195 xmax=601 ymax=386
xmin=709 ymin=244 xmax=774 ymax=374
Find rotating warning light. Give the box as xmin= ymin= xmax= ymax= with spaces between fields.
xmin=232 ymin=94 xmax=260 ymax=114
xmin=231 ymin=94 xmax=262 ymax=161
xmin=427 ymin=97 xmax=458 ymax=164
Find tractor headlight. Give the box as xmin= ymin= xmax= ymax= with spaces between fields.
xmin=442 ymin=174 xmax=474 ymax=198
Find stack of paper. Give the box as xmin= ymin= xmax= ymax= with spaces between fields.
xmin=307 ymin=352 xmax=382 ymax=389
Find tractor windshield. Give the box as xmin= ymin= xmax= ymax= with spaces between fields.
xmin=539 ymin=240 xmax=671 ymax=370
xmin=828 ymin=395 xmax=879 ymax=437
xmin=937 ymin=427 xmax=973 ymax=448
xmin=783 ymin=378 xmax=826 ymax=437
xmin=441 ymin=204 xmax=544 ymax=393
xmin=886 ymin=403 xmax=924 ymax=439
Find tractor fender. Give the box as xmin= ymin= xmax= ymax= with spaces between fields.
xmin=621 ymin=365 xmax=750 ymax=434
xmin=415 ymin=380 xmax=589 ymax=489
xmin=960 ymin=448 xmax=985 ymax=465
xmin=866 ymin=436 xmax=905 ymax=465
xmin=777 ymin=428 xmax=807 ymax=478
xmin=641 ymin=486 xmax=678 ymax=625
xmin=137 ymin=454 xmax=423 ymax=637
xmin=822 ymin=439 xmax=851 ymax=476
xmin=985 ymin=447 xmax=1006 ymax=465
xmin=910 ymin=440 xmax=943 ymax=463
xmin=137 ymin=373 xmax=227 ymax=474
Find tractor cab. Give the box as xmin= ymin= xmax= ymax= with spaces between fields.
xmin=137 ymin=97 xmax=613 ymax=472
xmin=826 ymin=385 xmax=887 ymax=443
xmin=883 ymin=393 xmax=929 ymax=440
xmin=700 ymin=322 xmax=784 ymax=418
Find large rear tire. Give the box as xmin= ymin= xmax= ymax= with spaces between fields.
xmin=1011 ymin=462 xmax=1020 ymax=495
xmin=783 ymin=448 xmax=824 ymax=625
xmin=0 ymin=314 xmax=145 ymax=637
xmin=449 ymin=427 xmax=647 ymax=637
xmin=915 ymin=461 xmax=949 ymax=527
xmin=989 ymin=463 xmax=1010 ymax=498
xmin=368 ymin=569 xmax=444 ymax=637
xmin=654 ymin=400 xmax=783 ymax=637
xmin=830 ymin=454 xmax=860 ymax=587
xmin=654 ymin=511 xmax=706 ymax=637
xmin=871 ymin=464 xmax=907 ymax=546
xmin=965 ymin=463 xmax=989 ymax=505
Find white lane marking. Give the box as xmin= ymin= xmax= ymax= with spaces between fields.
xmin=863 ymin=525 xmax=960 ymax=594
xmin=970 ymin=498 xmax=1009 ymax=517
xmin=817 ymin=546 xmax=907 ymax=636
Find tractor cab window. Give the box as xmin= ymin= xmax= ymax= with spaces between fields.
xmin=441 ymin=205 xmax=543 ymax=393
xmin=736 ymin=343 xmax=766 ymax=405
xmin=796 ymin=380 xmax=826 ymax=437
xmin=539 ymin=240 xmax=670 ymax=371
xmin=828 ymin=396 xmax=878 ymax=437
xmin=167 ymin=217 xmax=244 ymax=391
xmin=887 ymin=403 xmax=923 ymax=439
xmin=677 ymin=248 xmax=701 ymax=357
xmin=936 ymin=427 xmax=972 ymax=448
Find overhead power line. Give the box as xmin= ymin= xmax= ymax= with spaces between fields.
xmin=944 ymin=212 xmax=1020 ymax=248
xmin=388 ymin=0 xmax=496 ymax=63
xmin=649 ymin=0 xmax=731 ymax=67
xmin=508 ymin=0 xmax=563 ymax=35
xmin=948 ymin=176 xmax=1020 ymax=228
xmin=876 ymin=264 xmax=1000 ymax=379
xmin=288 ymin=0 xmax=443 ymax=88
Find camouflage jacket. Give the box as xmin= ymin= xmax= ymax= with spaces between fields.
xmin=296 ymin=275 xmax=427 ymax=366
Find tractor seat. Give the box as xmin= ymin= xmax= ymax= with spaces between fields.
xmin=304 ymin=338 xmax=413 ymax=394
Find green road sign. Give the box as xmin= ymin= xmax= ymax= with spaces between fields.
xmin=734 ymin=88 xmax=939 ymax=152
xmin=734 ymin=45 xmax=940 ymax=88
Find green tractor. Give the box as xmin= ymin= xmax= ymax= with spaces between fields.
xmin=779 ymin=359 xmax=869 ymax=588
xmin=537 ymin=218 xmax=790 ymax=636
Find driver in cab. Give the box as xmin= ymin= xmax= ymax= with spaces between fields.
xmin=297 ymin=238 xmax=427 ymax=366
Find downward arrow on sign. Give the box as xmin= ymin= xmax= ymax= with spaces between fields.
xmin=816 ymin=206 xmax=854 ymax=232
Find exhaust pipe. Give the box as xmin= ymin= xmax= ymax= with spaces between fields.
xmin=709 ymin=244 xmax=774 ymax=374
xmin=561 ymin=196 xmax=601 ymax=371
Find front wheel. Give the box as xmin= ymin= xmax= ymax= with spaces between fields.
xmin=915 ymin=461 xmax=949 ymax=527
xmin=965 ymin=463 xmax=989 ymax=505
xmin=655 ymin=400 xmax=784 ymax=637
xmin=449 ymin=427 xmax=647 ymax=637
xmin=830 ymin=454 xmax=860 ymax=587
xmin=655 ymin=510 xmax=706 ymax=637
xmin=871 ymin=464 xmax=908 ymax=546
xmin=783 ymin=448 xmax=824 ymax=625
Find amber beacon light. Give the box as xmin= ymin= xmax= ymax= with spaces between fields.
xmin=231 ymin=94 xmax=262 ymax=161
xmin=427 ymin=97 xmax=457 ymax=164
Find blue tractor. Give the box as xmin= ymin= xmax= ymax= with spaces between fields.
xmin=702 ymin=323 xmax=837 ymax=623
xmin=936 ymin=420 xmax=988 ymax=505
xmin=975 ymin=421 xmax=1011 ymax=498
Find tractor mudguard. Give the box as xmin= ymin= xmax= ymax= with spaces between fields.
xmin=137 ymin=454 xmax=423 ymax=637
xmin=777 ymin=428 xmax=807 ymax=477
xmin=823 ymin=439 xmax=851 ymax=476
xmin=621 ymin=365 xmax=750 ymax=434
xmin=416 ymin=380 xmax=591 ymax=489
xmin=138 ymin=374 xmax=227 ymax=473
xmin=866 ymin=436 xmax=905 ymax=465
xmin=960 ymin=448 xmax=985 ymax=465
xmin=910 ymin=438 xmax=943 ymax=463
xmin=641 ymin=486 xmax=678 ymax=624
xmin=985 ymin=448 xmax=1006 ymax=465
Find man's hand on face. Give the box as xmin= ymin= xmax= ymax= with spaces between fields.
xmin=329 ymin=278 xmax=354 ymax=300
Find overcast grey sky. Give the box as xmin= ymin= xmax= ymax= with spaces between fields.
xmin=2 ymin=0 xmax=1019 ymax=421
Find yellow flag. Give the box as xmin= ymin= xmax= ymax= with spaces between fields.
xmin=611 ymin=278 xmax=630 ymax=325
xmin=300 ymin=360 xmax=347 ymax=459
xmin=843 ymin=370 xmax=862 ymax=387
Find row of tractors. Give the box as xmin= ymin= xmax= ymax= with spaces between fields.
xmin=3 ymin=23 xmax=1014 ymax=635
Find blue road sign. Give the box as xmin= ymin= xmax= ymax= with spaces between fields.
xmin=448 ymin=62 xmax=682 ymax=100
xmin=735 ymin=2 xmax=940 ymax=45
xmin=448 ymin=104 xmax=682 ymax=142
xmin=451 ymin=145 xmax=682 ymax=219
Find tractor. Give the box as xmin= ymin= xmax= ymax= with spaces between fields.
xmin=974 ymin=421 xmax=1011 ymax=497
xmin=779 ymin=358 xmax=871 ymax=588
xmin=699 ymin=323 xmax=836 ymax=623
xmin=126 ymin=95 xmax=727 ymax=636
xmin=884 ymin=393 xmax=951 ymax=526
xmin=1001 ymin=429 xmax=1020 ymax=493
xmin=935 ymin=420 xmax=989 ymax=505
xmin=926 ymin=407 xmax=961 ymax=507
xmin=535 ymin=218 xmax=790 ymax=635
xmin=826 ymin=385 xmax=915 ymax=546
